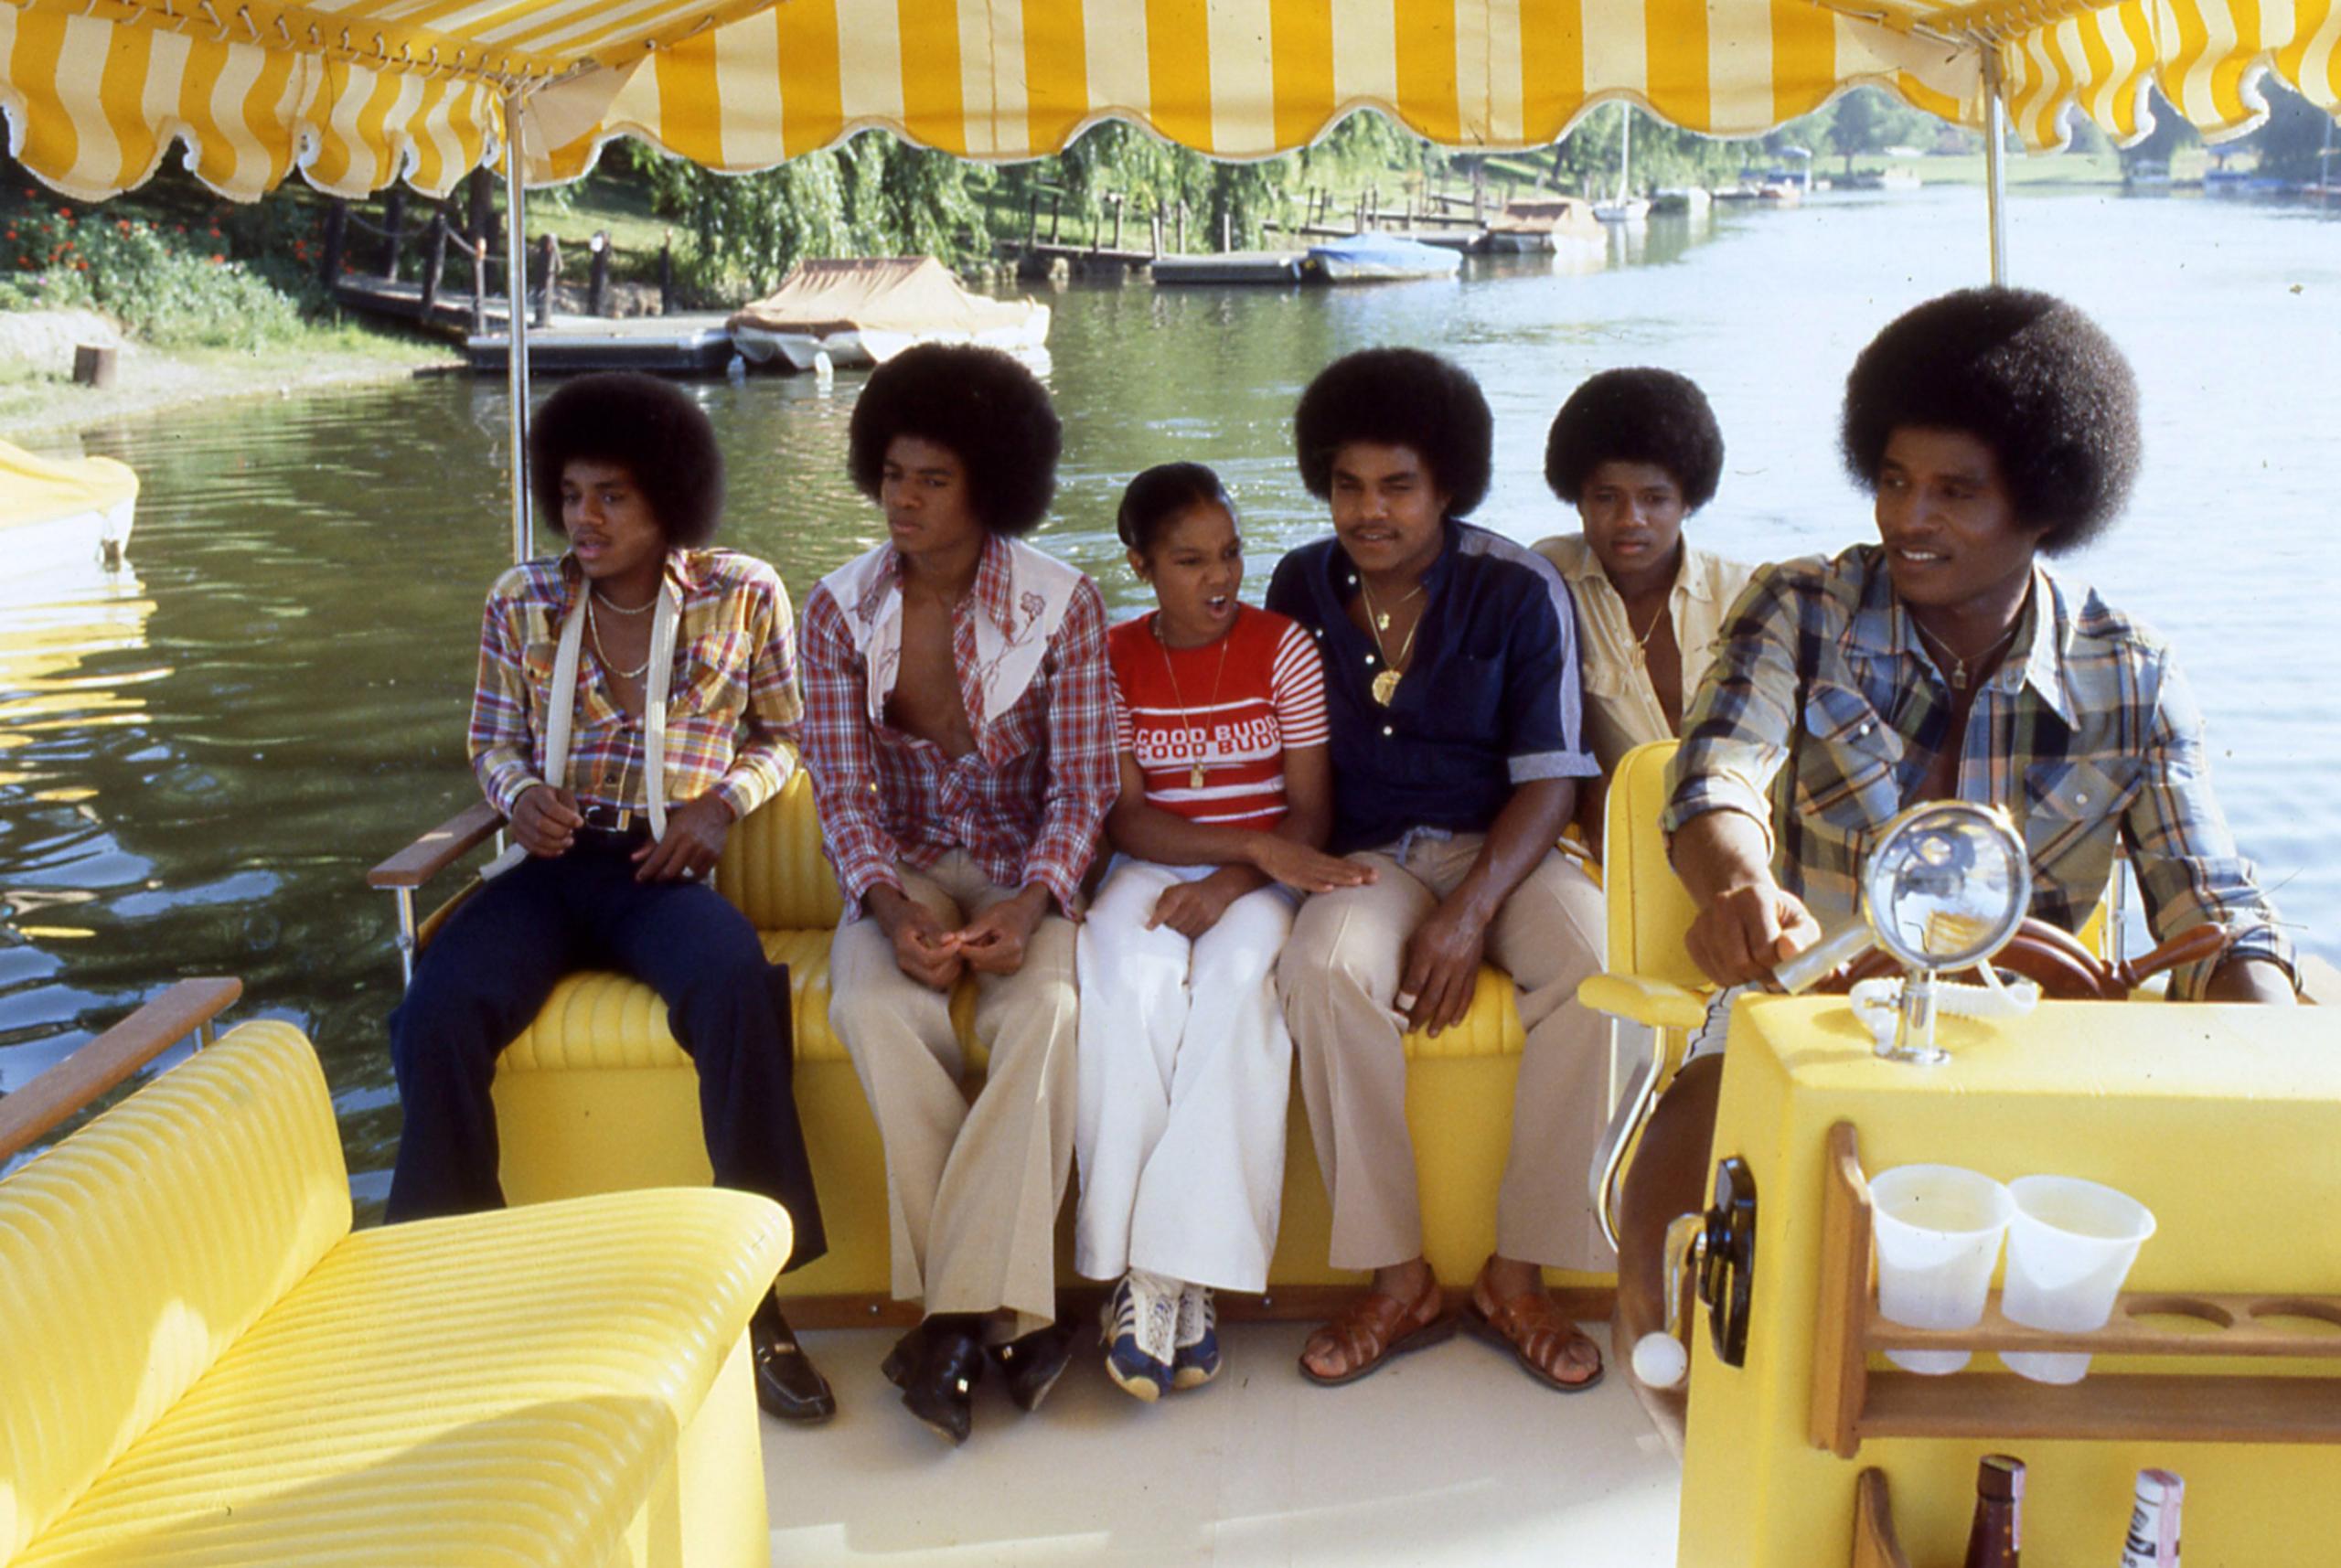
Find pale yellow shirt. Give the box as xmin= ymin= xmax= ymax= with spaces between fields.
xmin=1533 ymin=534 xmax=1756 ymax=773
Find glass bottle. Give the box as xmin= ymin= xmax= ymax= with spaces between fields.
xmin=2117 ymin=1468 xmax=2183 ymax=1566
xmin=1962 ymin=1454 xmax=2026 ymax=1568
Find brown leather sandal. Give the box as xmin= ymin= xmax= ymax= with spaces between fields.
xmin=1465 ymin=1269 xmax=1606 ymax=1393
xmin=1298 ymin=1276 xmax=1457 ymax=1388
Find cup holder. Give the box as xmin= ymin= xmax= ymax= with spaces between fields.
xmin=2122 ymin=1295 xmax=2234 ymax=1331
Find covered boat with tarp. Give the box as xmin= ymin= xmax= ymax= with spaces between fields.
xmin=1302 ymin=232 xmax=1463 ymax=283
xmin=725 ymin=257 xmax=1050 ymax=373
xmin=0 ymin=439 xmax=136 ymax=575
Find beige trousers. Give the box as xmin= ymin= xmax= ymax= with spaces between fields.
xmin=829 ymin=852 xmax=1078 ymax=1335
xmin=1276 ymin=831 xmax=1613 ymax=1274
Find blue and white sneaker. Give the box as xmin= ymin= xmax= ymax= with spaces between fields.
xmin=1101 ymin=1269 xmax=1176 ymax=1402
xmin=1171 ymin=1283 xmax=1221 ymax=1390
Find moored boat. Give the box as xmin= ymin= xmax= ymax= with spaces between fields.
xmin=727 ymin=256 xmax=1051 ymax=372
xmin=0 ymin=439 xmax=137 ymax=574
xmin=1301 ymin=231 xmax=1464 ymax=283
xmin=1479 ymin=194 xmax=1604 ymax=251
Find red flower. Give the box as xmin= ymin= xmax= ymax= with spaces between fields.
xmin=73 ymin=259 xmax=87 ymax=270
xmin=117 ymin=219 xmax=131 ymax=232
xmin=209 ymin=253 xmax=224 ymax=263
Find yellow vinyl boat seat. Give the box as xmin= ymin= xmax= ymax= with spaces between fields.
xmin=0 ymin=1008 xmax=788 ymax=1568
xmin=378 ymin=767 xmax=1606 ymax=1313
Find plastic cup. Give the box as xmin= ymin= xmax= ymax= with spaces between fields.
xmin=1999 ymin=1175 xmax=2156 ymax=1384
xmin=1869 ymin=1164 xmax=2015 ymax=1374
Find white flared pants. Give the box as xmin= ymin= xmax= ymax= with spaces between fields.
xmin=1074 ymin=859 xmax=1297 ymax=1292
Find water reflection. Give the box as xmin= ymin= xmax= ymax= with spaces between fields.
xmin=2 ymin=185 xmax=2336 ymax=1197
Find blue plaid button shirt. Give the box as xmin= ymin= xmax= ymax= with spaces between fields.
xmin=1662 ymin=546 xmax=2293 ymax=998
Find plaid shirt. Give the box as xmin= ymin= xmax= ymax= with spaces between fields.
xmin=468 ymin=549 xmax=801 ymax=824
xmin=1662 ymin=546 xmax=2293 ymax=998
xmin=797 ymin=537 xmax=1117 ymax=919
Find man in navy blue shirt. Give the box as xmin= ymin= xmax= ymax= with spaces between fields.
xmin=1267 ymin=347 xmax=1611 ymax=1393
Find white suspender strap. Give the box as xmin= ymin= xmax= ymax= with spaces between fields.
xmin=643 ymin=588 xmax=678 ymax=840
xmin=481 ymin=580 xmax=675 ymax=878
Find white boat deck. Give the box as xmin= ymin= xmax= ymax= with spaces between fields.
xmin=766 ymin=1321 xmax=1683 ymax=1565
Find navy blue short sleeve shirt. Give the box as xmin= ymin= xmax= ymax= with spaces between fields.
xmin=1265 ymin=519 xmax=1598 ymax=853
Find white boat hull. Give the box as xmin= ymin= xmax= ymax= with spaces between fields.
xmin=2 ymin=495 xmax=136 ymax=575
xmin=732 ymin=308 xmax=1053 ymax=374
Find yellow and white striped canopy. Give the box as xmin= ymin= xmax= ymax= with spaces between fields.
xmin=0 ymin=0 xmax=2333 ymax=200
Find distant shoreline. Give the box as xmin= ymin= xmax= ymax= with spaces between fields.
xmin=0 ymin=309 xmax=457 ymax=440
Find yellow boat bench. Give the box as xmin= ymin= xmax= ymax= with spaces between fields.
xmin=382 ymin=771 xmax=1610 ymax=1326
xmin=0 ymin=986 xmax=788 ymax=1568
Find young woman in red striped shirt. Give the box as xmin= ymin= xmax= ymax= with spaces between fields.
xmin=1074 ymin=463 xmax=1373 ymax=1400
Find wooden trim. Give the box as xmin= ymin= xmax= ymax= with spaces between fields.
xmin=1870 ymin=1290 xmax=2341 ymax=1360
xmin=368 ymin=801 xmax=504 ymax=890
xmin=777 ymin=1285 xmax=1617 ymax=1333
xmin=0 ymin=978 xmax=242 ymax=1164
xmin=1863 ymin=1371 xmax=2341 ymax=1445
xmin=1810 ymin=1120 xmax=1872 ymax=1458
xmin=1850 ymin=1469 xmax=1912 ymax=1568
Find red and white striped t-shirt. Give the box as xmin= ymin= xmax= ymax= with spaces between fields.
xmin=1108 ymin=605 xmax=1329 ymax=829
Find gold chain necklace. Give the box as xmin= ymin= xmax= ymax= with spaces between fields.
xmin=1359 ymin=578 xmax=1424 ymax=707
xmin=585 ymin=590 xmax=653 ymax=680
xmin=1911 ymin=614 xmax=2019 ymax=692
xmin=1369 ymin=581 xmax=1424 ymax=632
xmin=1624 ymin=599 xmax=1668 ymax=664
xmin=593 ymin=584 xmax=658 ymax=617
xmin=1154 ymin=614 xmax=1234 ymax=789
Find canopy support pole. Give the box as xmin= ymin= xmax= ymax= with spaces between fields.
xmin=1983 ymin=48 xmax=2010 ymax=285
xmin=502 ymin=89 xmax=533 ymax=566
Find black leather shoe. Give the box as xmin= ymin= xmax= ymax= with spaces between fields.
xmin=992 ymin=1322 xmax=1075 ymax=1413
xmin=880 ymin=1322 xmax=928 ymax=1391
xmin=750 ymin=1297 xmax=836 ymax=1424
xmin=902 ymin=1323 xmax=985 ymax=1445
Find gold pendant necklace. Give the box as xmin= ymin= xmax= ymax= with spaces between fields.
xmin=585 ymin=591 xmax=653 ymax=680
xmin=1154 ymin=613 xmax=1233 ymax=788
xmin=1358 ymin=578 xmax=1423 ymax=707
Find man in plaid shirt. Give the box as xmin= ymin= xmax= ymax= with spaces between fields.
xmin=1620 ymin=290 xmax=2295 ymax=1442
xmin=798 ymin=346 xmax=1117 ymax=1445
xmin=386 ymin=374 xmax=833 ymax=1424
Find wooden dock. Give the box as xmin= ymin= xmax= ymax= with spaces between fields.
xmin=462 ymin=314 xmax=739 ymax=376
xmin=1149 ymin=251 xmax=1308 ymax=285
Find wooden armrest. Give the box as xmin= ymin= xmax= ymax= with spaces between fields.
xmin=369 ymin=801 xmax=505 ymax=889
xmin=1577 ymin=972 xmax=1710 ymax=1031
xmin=0 ymin=977 xmax=242 ymax=1164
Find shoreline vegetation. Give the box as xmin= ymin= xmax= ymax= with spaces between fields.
xmin=1 ymin=83 xmax=2326 ymax=440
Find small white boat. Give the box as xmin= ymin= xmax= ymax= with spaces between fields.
xmin=728 ymin=256 xmax=1051 ymax=372
xmin=0 ymin=439 xmax=137 ymax=574
xmin=1595 ymin=101 xmax=1651 ymax=224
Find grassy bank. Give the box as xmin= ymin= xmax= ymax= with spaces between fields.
xmin=0 ymin=313 xmax=454 ymax=436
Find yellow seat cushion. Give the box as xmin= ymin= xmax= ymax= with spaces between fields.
xmin=13 ymin=1188 xmax=790 ymax=1568
xmin=501 ymin=930 xmax=1525 ymax=1073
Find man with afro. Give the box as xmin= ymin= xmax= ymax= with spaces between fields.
xmin=1532 ymin=367 xmax=1755 ymax=842
xmin=797 ymin=344 xmax=1117 ymax=1444
xmin=1627 ymin=287 xmax=2298 ymax=1438
xmin=1265 ymin=347 xmax=1613 ymax=1394
xmin=386 ymin=371 xmax=834 ymax=1424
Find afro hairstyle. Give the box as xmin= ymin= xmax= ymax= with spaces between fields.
xmin=1544 ymin=367 xmax=1725 ymax=512
xmin=1293 ymin=347 xmax=1493 ymax=520
xmin=847 ymin=343 xmax=1063 ymax=535
xmin=1117 ymin=462 xmax=1236 ymax=557
xmin=1841 ymin=287 xmax=2141 ymax=554
xmin=529 ymin=371 xmax=725 ymax=548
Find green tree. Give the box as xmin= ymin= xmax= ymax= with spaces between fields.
xmin=2251 ymin=80 xmax=2338 ymax=182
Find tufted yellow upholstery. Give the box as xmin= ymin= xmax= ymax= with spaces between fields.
xmin=2 ymin=1021 xmax=788 ymax=1568
xmin=484 ymin=764 xmax=1595 ymax=1300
